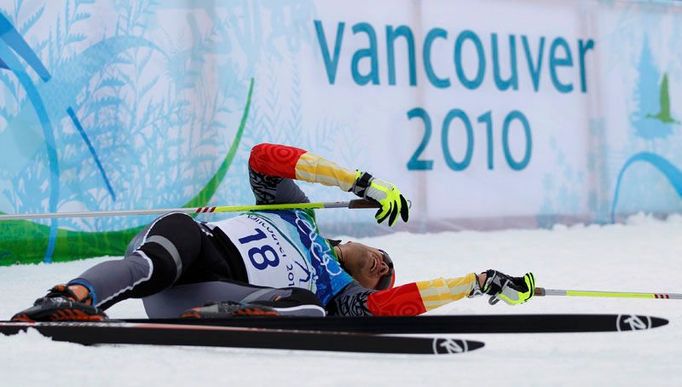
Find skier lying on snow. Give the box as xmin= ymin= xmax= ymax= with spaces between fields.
xmin=13 ymin=143 xmax=535 ymax=322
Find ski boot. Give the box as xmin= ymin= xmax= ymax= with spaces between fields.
xmin=11 ymin=285 xmax=108 ymax=322
xmin=180 ymin=300 xmax=281 ymax=319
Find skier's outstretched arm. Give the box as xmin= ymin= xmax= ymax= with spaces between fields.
xmin=328 ymin=270 xmax=535 ymax=317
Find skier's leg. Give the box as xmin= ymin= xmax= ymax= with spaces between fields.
xmin=82 ymin=212 xmax=204 ymax=309
xmin=12 ymin=212 xmax=204 ymax=321
xmin=142 ymin=280 xmax=325 ymax=318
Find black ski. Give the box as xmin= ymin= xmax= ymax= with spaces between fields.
xmin=116 ymin=313 xmax=668 ymax=334
xmin=0 ymin=321 xmax=483 ymax=355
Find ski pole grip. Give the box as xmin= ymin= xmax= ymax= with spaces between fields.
xmin=534 ymin=287 xmax=546 ymax=296
xmin=348 ymin=199 xmax=381 ymax=209
xmin=347 ymin=198 xmax=413 ymax=209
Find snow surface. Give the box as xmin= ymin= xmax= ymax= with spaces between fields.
xmin=1 ymin=214 xmax=681 ymax=387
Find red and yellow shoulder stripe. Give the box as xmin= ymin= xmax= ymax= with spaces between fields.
xmin=249 ymin=143 xmax=356 ymax=191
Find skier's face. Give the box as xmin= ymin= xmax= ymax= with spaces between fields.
xmin=337 ymin=241 xmax=391 ymax=289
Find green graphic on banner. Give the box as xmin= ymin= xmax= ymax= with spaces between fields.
xmin=647 ymin=74 xmax=678 ymax=125
xmin=0 ymin=79 xmax=253 ymax=265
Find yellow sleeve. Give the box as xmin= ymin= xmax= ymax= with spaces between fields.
xmin=414 ymin=273 xmax=478 ymax=312
xmin=294 ymin=152 xmax=357 ymax=191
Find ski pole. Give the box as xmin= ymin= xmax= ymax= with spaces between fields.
xmin=535 ymin=287 xmax=682 ymax=300
xmin=0 ymin=199 xmax=381 ymax=220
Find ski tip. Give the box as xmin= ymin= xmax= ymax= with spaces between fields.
xmin=431 ymin=338 xmax=485 ymax=354
xmin=650 ymin=316 xmax=669 ymax=328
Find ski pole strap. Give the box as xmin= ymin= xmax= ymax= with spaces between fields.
xmin=0 ymin=199 xmax=380 ymax=220
xmin=535 ymin=287 xmax=682 ymax=300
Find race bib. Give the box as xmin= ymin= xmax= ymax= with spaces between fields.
xmin=212 ymin=214 xmax=314 ymax=290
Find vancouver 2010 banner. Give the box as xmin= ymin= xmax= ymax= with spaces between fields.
xmin=0 ymin=0 xmax=681 ymax=264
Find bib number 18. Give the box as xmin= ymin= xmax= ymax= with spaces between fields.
xmin=238 ymin=228 xmax=280 ymax=270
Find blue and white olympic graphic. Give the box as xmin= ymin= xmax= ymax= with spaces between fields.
xmin=0 ymin=0 xmax=681 ymax=263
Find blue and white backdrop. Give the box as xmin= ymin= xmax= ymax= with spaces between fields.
xmin=0 ymin=0 xmax=681 ymax=263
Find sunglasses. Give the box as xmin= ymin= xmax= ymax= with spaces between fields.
xmin=375 ymin=249 xmax=396 ymax=290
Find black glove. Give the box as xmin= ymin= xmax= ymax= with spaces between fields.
xmin=351 ymin=171 xmax=409 ymax=227
xmin=473 ymin=270 xmax=536 ymax=305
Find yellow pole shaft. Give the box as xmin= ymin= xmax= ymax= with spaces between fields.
xmin=0 ymin=199 xmax=379 ymax=220
xmin=536 ymin=287 xmax=681 ymax=300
